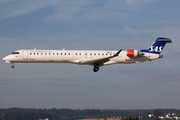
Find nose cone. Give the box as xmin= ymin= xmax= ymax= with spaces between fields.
xmin=2 ymin=56 xmax=11 ymax=63
xmin=2 ymin=56 xmax=7 ymax=61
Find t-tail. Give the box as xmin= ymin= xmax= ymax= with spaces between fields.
xmin=140 ymin=37 xmax=172 ymax=54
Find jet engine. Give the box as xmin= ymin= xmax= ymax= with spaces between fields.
xmin=127 ymin=49 xmax=144 ymax=57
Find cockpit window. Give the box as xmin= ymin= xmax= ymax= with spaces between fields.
xmin=11 ymin=52 xmax=19 ymax=54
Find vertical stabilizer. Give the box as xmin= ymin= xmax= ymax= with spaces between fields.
xmin=140 ymin=37 xmax=172 ymax=54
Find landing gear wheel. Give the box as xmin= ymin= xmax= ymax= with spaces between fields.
xmin=11 ymin=65 xmax=15 ymax=69
xmin=93 ymin=66 xmax=99 ymax=72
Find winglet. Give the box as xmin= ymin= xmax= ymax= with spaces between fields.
xmin=113 ymin=49 xmax=122 ymax=57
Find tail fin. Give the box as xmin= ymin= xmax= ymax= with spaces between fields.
xmin=140 ymin=37 xmax=172 ymax=54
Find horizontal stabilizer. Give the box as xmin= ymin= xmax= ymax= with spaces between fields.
xmin=157 ymin=37 xmax=172 ymax=43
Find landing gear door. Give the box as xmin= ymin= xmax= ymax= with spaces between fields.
xmin=23 ymin=50 xmax=28 ymax=60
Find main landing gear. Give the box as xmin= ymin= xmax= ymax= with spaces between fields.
xmin=11 ymin=62 xmax=15 ymax=69
xmin=93 ymin=66 xmax=99 ymax=72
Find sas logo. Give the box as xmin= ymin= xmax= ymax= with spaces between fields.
xmin=149 ymin=46 xmax=163 ymax=52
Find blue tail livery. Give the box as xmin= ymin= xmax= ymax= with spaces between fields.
xmin=140 ymin=37 xmax=172 ymax=54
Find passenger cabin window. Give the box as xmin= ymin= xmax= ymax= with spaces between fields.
xmin=11 ymin=52 xmax=19 ymax=54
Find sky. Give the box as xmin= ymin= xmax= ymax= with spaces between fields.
xmin=0 ymin=0 xmax=180 ymax=109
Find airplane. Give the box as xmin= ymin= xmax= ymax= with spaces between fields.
xmin=2 ymin=37 xmax=172 ymax=72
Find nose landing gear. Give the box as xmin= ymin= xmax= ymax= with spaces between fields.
xmin=11 ymin=62 xmax=15 ymax=69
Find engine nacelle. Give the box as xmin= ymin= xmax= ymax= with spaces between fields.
xmin=127 ymin=49 xmax=144 ymax=57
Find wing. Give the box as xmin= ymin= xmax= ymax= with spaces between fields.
xmin=79 ymin=49 xmax=122 ymax=66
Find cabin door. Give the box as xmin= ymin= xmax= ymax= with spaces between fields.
xmin=23 ymin=50 xmax=28 ymax=60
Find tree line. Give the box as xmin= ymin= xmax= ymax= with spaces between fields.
xmin=0 ymin=108 xmax=180 ymax=120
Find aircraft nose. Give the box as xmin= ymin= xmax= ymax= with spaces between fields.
xmin=2 ymin=56 xmax=7 ymax=61
xmin=2 ymin=56 xmax=11 ymax=63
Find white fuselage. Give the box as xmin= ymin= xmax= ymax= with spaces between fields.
xmin=2 ymin=37 xmax=171 ymax=72
xmin=3 ymin=49 xmax=161 ymax=66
